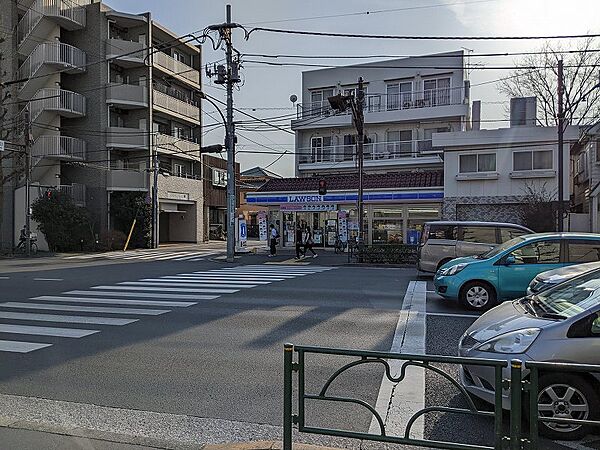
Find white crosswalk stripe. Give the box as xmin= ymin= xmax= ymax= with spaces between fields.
xmin=63 ymin=249 xmax=221 ymax=262
xmin=0 ymin=264 xmax=334 ymax=353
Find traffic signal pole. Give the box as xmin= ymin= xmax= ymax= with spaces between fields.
xmin=356 ymin=77 xmax=365 ymax=245
xmin=557 ymin=59 xmax=565 ymax=232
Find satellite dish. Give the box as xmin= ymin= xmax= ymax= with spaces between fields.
xmin=289 ymin=94 xmax=298 ymax=103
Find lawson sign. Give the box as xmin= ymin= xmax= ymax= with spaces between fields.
xmin=288 ymin=194 xmax=324 ymax=203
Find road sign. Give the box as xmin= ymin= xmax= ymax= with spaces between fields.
xmin=0 ymin=140 xmax=5 ymax=152
xmin=239 ymin=219 xmax=247 ymax=246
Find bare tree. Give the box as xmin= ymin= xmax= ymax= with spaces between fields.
xmin=519 ymin=182 xmax=559 ymax=232
xmin=499 ymin=38 xmax=600 ymax=126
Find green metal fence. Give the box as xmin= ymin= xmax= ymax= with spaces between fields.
xmin=283 ymin=345 xmax=600 ymax=450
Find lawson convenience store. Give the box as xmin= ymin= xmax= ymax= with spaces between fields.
xmin=245 ymin=170 xmax=444 ymax=247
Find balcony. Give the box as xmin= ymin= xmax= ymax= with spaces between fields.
xmin=106 ymin=127 xmax=149 ymax=150
xmin=106 ymin=39 xmax=146 ymax=67
xmin=29 ymin=88 xmax=86 ymax=122
xmin=153 ymin=51 xmax=199 ymax=85
xmin=18 ymin=42 xmax=86 ymax=99
xmin=31 ymin=135 xmax=86 ymax=163
xmin=58 ymin=183 xmax=86 ymax=206
xmin=153 ymin=89 xmax=200 ymax=124
xmin=18 ymin=0 xmax=86 ymax=55
xmin=106 ymin=83 xmax=148 ymax=108
xmin=292 ymin=86 xmax=467 ymax=130
xmin=297 ymin=140 xmax=442 ymax=170
xmin=107 ymin=170 xmax=148 ymax=191
xmin=156 ymin=133 xmax=200 ymax=160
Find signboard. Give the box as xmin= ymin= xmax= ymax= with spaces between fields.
xmin=166 ymin=191 xmax=189 ymax=201
xmin=258 ymin=211 xmax=268 ymax=241
xmin=238 ymin=218 xmax=247 ymax=247
xmin=212 ymin=169 xmax=227 ymax=187
xmin=288 ymin=194 xmax=323 ymax=203
xmin=280 ymin=203 xmax=336 ymax=212
xmin=0 ymin=140 xmax=4 ymax=152
xmin=338 ymin=211 xmax=348 ymax=243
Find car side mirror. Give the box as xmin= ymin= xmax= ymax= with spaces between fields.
xmin=592 ymin=316 xmax=600 ymax=335
xmin=504 ymin=255 xmax=516 ymax=265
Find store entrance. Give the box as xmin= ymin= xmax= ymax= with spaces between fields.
xmin=294 ymin=211 xmax=339 ymax=247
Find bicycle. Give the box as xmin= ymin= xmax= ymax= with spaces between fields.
xmin=14 ymin=233 xmax=38 ymax=255
xmin=334 ymin=236 xmax=347 ymax=254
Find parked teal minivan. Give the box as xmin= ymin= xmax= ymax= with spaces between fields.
xmin=434 ymin=233 xmax=600 ymax=311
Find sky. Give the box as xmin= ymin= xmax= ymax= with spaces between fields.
xmin=104 ymin=0 xmax=599 ymax=177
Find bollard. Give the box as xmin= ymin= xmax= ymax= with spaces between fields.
xmin=283 ymin=343 xmax=294 ymax=450
xmin=510 ymin=360 xmax=522 ymax=450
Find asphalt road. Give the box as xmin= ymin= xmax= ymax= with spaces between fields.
xmin=0 ymin=253 xmax=411 ymax=447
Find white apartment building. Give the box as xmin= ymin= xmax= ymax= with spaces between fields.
xmin=247 ymin=52 xmax=470 ymax=247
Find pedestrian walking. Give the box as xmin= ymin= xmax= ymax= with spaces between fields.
xmin=268 ymin=224 xmax=278 ymax=257
xmin=295 ymin=225 xmax=305 ymax=260
xmin=303 ymin=226 xmax=317 ymax=258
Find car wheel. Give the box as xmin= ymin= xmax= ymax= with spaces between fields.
xmin=459 ymin=281 xmax=496 ymax=311
xmin=531 ymin=374 xmax=599 ymax=440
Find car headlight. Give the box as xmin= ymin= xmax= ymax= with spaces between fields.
xmin=439 ymin=263 xmax=468 ymax=276
xmin=475 ymin=328 xmax=540 ymax=354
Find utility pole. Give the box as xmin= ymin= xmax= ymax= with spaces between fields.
xmin=355 ymin=77 xmax=365 ymax=245
xmin=207 ymin=4 xmax=240 ymax=262
xmin=557 ymin=59 xmax=564 ymax=232
xmin=152 ymin=132 xmax=159 ymax=248
xmin=24 ymin=109 xmax=32 ymax=257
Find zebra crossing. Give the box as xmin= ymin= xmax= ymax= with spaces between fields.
xmin=0 ymin=265 xmax=334 ymax=354
xmin=63 ymin=248 xmax=222 ymax=262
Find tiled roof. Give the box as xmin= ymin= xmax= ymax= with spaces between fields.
xmin=240 ymin=166 xmax=283 ymax=179
xmin=257 ymin=170 xmax=443 ymax=192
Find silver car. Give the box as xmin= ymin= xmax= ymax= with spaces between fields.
xmin=459 ymin=267 xmax=600 ymax=440
xmin=527 ymin=261 xmax=600 ymax=295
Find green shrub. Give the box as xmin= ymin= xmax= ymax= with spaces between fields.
xmin=358 ymin=244 xmax=418 ymax=264
xmin=110 ymin=192 xmax=152 ymax=249
xmin=31 ymin=190 xmax=91 ymax=252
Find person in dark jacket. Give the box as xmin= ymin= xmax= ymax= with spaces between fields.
xmin=295 ymin=225 xmax=305 ymax=260
xmin=303 ymin=226 xmax=317 ymax=258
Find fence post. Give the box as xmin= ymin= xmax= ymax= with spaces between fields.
xmin=528 ymin=364 xmax=539 ymax=450
xmin=510 ymin=359 xmax=522 ymax=450
xmin=283 ymin=343 xmax=294 ymax=450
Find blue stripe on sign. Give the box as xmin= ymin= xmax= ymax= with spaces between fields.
xmin=246 ymin=192 xmax=443 ymax=203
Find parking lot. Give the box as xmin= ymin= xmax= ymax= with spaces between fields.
xmin=419 ymin=274 xmax=600 ymax=450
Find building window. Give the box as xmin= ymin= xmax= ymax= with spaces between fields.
xmin=423 ymin=77 xmax=451 ymax=106
xmin=386 ymin=130 xmax=413 ymax=157
xmin=310 ymin=136 xmax=332 ymax=163
xmin=595 ymin=140 xmax=600 ymax=162
xmin=513 ymin=150 xmax=553 ymax=171
xmin=386 ymin=81 xmax=412 ymax=110
xmin=459 ymin=153 xmax=496 ymax=173
xmin=310 ymin=88 xmax=334 ymax=116
xmin=212 ymin=168 xmax=227 ymax=187
xmin=173 ymin=163 xmax=184 ymax=177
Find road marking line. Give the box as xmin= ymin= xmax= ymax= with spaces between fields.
xmin=201 ymin=272 xmax=302 ymax=277
xmin=0 ymin=302 xmax=169 ymax=315
xmin=0 ymin=340 xmax=52 ymax=353
xmin=0 ymin=324 xmax=99 ymax=338
xmin=426 ymin=312 xmax=480 ymax=319
xmin=158 ymin=276 xmax=274 ymax=285
xmin=189 ymin=272 xmax=293 ymax=279
xmin=369 ymin=280 xmax=427 ymax=438
xmin=33 ymin=278 xmax=63 ymax=281
xmin=90 ymin=285 xmax=238 ymax=294
xmin=64 ymin=291 xmax=217 ymax=301
xmin=0 ymin=311 xmax=137 ymax=326
xmin=121 ymin=281 xmax=258 ymax=289
xmin=33 ymin=296 xmax=197 ymax=307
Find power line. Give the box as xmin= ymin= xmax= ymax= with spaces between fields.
xmin=247 ymin=27 xmax=600 ymax=41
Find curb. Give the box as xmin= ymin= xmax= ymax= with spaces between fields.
xmin=203 ymin=441 xmax=340 ymax=450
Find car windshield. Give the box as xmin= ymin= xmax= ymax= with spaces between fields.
xmin=535 ymin=268 xmax=600 ymax=317
xmin=477 ymin=236 xmax=526 ymax=259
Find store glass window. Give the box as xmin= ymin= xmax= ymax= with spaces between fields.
xmin=372 ymin=208 xmax=403 ymax=244
xmin=407 ymin=207 xmax=440 ymax=244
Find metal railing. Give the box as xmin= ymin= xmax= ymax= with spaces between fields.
xmin=153 ymin=51 xmax=200 ymax=85
xmin=18 ymin=42 xmax=86 ymax=83
xmin=18 ymin=0 xmax=86 ymax=45
xmin=31 ymin=135 xmax=86 ymax=164
xmin=107 ymin=82 xmax=148 ymax=106
xmin=284 ymin=344 xmax=507 ymax=450
xmin=156 ymin=133 xmax=200 ymax=159
xmin=283 ymin=345 xmax=600 ymax=450
xmin=296 ymin=86 xmax=465 ymax=119
xmin=106 ymin=38 xmax=146 ymax=61
xmin=153 ymin=89 xmax=201 ymax=122
xmin=57 ymin=183 xmax=85 ymax=205
xmin=297 ymin=140 xmax=440 ymax=164
xmin=29 ymin=88 xmax=86 ymax=122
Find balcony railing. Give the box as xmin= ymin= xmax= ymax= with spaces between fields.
xmin=153 ymin=89 xmax=200 ymax=123
xmin=153 ymin=51 xmax=199 ymax=85
xmin=156 ymin=133 xmax=200 ymax=160
xmin=106 ymin=127 xmax=148 ymax=149
xmin=106 ymin=83 xmax=148 ymax=107
xmin=29 ymin=88 xmax=86 ymax=122
xmin=296 ymin=86 xmax=465 ymax=119
xmin=297 ymin=140 xmax=441 ymax=164
xmin=31 ymin=135 xmax=86 ymax=163
xmin=58 ymin=183 xmax=86 ymax=205
xmin=18 ymin=42 xmax=86 ymax=85
xmin=18 ymin=0 xmax=86 ymax=47
xmin=106 ymin=38 xmax=146 ymax=63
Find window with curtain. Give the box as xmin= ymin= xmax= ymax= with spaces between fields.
xmin=459 ymin=153 xmax=496 ymax=173
xmin=513 ymin=150 xmax=553 ymax=171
